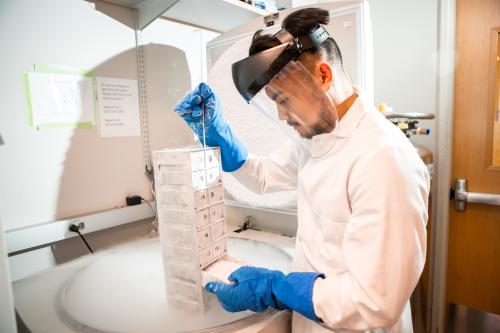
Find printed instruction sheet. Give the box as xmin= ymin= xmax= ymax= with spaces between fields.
xmin=95 ymin=78 xmax=141 ymax=137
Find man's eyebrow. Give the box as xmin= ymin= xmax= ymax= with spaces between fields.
xmin=270 ymin=91 xmax=282 ymax=101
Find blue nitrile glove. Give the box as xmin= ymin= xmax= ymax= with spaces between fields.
xmin=174 ymin=82 xmax=248 ymax=172
xmin=205 ymin=266 xmax=324 ymax=322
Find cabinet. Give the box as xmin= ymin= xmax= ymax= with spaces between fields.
xmin=87 ymin=0 xmax=276 ymax=31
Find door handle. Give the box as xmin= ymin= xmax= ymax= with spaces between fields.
xmin=453 ymin=178 xmax=500 ymax=211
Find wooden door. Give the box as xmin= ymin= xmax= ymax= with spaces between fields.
xmin=447 ymin=0 xmax=500 ymax=314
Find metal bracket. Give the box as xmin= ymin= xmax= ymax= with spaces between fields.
xmin=135 ymin=18 xmax=153 ymax=181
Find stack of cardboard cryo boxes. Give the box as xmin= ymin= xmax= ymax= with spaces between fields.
xmin=153 ymin=147 xmax=229 ymax=311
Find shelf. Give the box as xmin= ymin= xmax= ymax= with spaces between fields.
xmin=163 ymin=0 xmax=272 ymax=32
xmin=5 ymin=203 xmax=154 ymax=254
xmin=88 ymin=0 xmax=273 ymax=31
xmin=221 ymin=0 xmax=271 ymax=16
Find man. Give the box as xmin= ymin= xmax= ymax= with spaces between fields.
xmin=174 ymin=8 xmax=429 ymax=333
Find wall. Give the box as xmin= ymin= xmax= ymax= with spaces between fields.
xmin=370 ymin=0 xmax=438 ymax=151
xmin=0 ymin=0 xmax=219 ymax=232
xmin=0 ymin=0 xmax=140 ymax=231
xmin=141 ymin=18 xmax=219 ymax=90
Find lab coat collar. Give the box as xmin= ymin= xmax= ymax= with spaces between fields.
xmin=309 ymin=92 xmax=368 ymax=158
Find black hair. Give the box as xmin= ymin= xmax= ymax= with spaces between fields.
xmin=249 ymin=8 xmax=343 ymax=70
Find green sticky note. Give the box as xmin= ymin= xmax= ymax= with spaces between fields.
xmin=21 ymin=73 xmax=34 ymax=126
xmin=33 ymin=64 xmax=93 ymax=77
xmin=23 ymin=65 xmax=96 ymax=129
xmin=37 ymin=122 xmax=93 ymax=129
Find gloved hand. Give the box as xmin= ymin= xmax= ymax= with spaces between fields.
xmin=205 ymin=266 xmax=324 ymax=321
xmin=174 ymin=82 xmax=248 ymax=172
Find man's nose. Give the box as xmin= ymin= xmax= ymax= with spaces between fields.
xmin=277 ymin=106 xmax=289 ymax=121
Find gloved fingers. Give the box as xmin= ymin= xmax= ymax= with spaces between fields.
xmin=227 ymin=266 xmax=248 ymax=283
xmin=228 ymin=266 xmax=269 ymax=283
xmin=173 ymin=104 xmax=191 ymax=116
xmin=205 ymin=282 xmax=244 ymax=312
xmin=175 ymin=93 xmax=202 ymax=111
xmin=191 ymin=105 xmax=203 ymax=118
xmin=174 ymin=104 xmax=204 ymax=121
xmin=206 ymin=281 xmax=242 ymax=301
xmin=227 ymin=271 xmax=238 ymax=283
xmin=175 ymin=83 xmax=212 ymax=115
xmin=197 ymin=82 xmax=215 ymax=104
xmin=220 ymin=299 xmax=266 ymax=313
xmin=198 ymin=84 xmax=221 ymax=125
xmin=204 ymin=281 xmax=226 ymax=294
xmin=177 ymin=83 xmax=221 ymax=128
xmin=186 ymin=92 xmax=202 ymax=107
xmin=206 ymin=282 xmax=263 ymax=313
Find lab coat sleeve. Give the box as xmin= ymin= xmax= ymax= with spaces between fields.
xmin=232 ymin=141 xmax=301 ymax=193
xmin=312 ymin=144 xmax=430 ymax=330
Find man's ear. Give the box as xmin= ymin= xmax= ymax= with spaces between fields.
xmin=318 ymin=63 xmax=333 ymax=91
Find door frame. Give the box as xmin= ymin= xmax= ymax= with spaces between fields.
xmin=429 ymin=0 xmax=456 ymax=331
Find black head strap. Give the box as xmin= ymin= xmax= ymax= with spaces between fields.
xmin=273 ymin=29 xmax=294 ymax=43
xmin=273 ymin=25 xmax=331 ymax=51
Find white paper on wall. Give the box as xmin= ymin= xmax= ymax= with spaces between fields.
xmin=96 ymin=78 xmax=141 ymax=137
xmin=27 ymin=72 xmax=95 ymax=128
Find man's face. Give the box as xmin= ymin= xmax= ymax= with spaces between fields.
xmin=264 ymin=87 xmax=322 ymax=139
xmin=264 ymin=61 xmax=337 ymax=139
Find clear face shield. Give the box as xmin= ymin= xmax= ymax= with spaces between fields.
xmin=232 ymin=25 xmax=339 ymax=151
xmin=251 ymin=61 xmax=338 ymax=145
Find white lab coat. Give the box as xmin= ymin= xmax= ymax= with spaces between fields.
xmin=233 ymin=94 xmax=430 ymax=333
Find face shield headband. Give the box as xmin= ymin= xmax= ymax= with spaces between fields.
xmin=231 ymin=25 xmax=331 ymax=103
